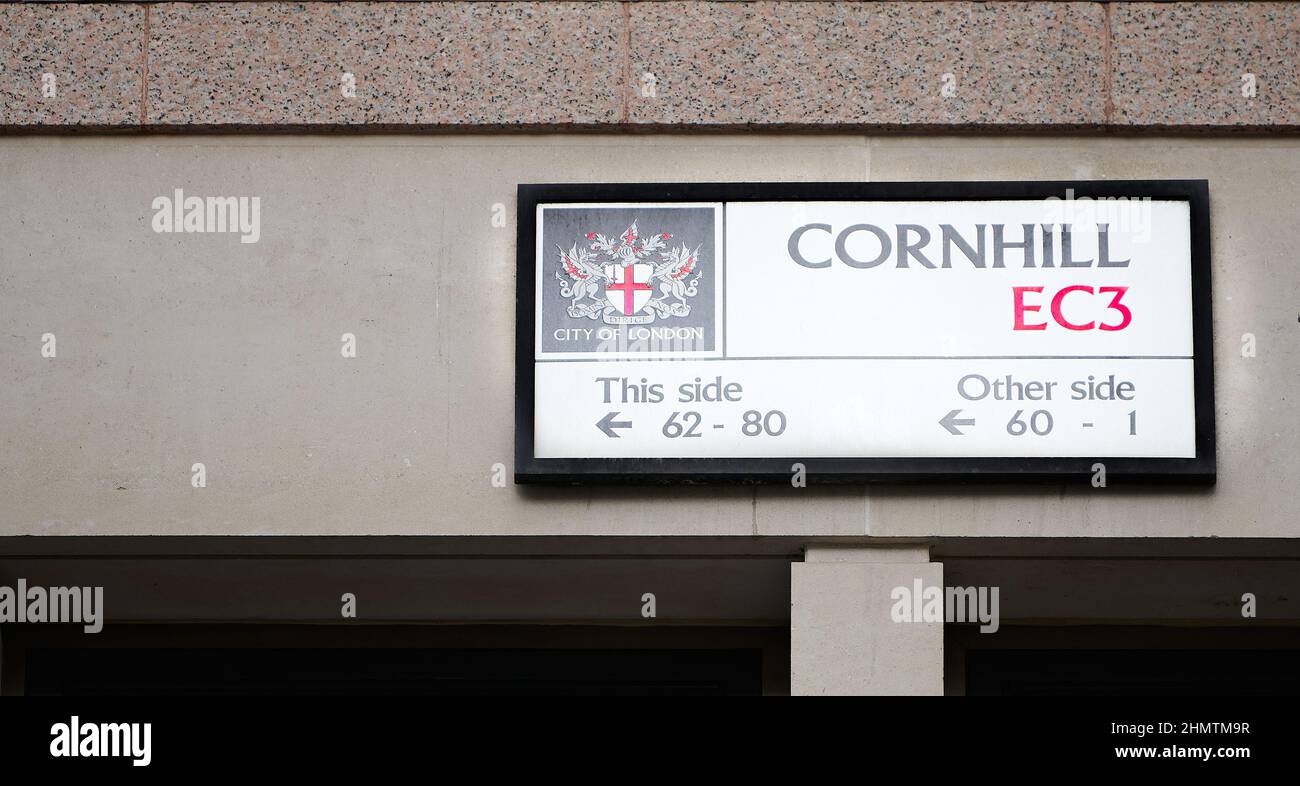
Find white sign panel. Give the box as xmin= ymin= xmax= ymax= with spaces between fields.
xmin=517 ymin=183 xmax=1213 ymax=483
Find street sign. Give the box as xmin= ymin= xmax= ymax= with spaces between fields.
xmin=516 ymin=182 xmax=1214 ymax=484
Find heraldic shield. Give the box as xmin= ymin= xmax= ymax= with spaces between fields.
xmin=604 ymin=262 xmax=654 ymax=317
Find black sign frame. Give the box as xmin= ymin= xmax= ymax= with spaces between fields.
xmin=516 ymin=180 xmax=1214 ymax=485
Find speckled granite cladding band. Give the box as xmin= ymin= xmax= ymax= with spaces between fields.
xmin=0 ymin=3 xmax=143 ymax=126
xmin=1111 ymin=2 xmax=1300 ymax=127
xmin=1 ymin=2 xmax=1298 ymax=130
xmin=147 ymin=2 xmax=625 ymax=126
xmin=627 ymin=1 xmax=1107 ymax=127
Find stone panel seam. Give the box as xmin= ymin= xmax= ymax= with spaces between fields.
xmin=620 ymin=1 xmax=631 ymax=124
xmin=140 ymin=2 xmax=149 ymax=126
xmin=1102 ymin=0 xmax=1112 ymax=125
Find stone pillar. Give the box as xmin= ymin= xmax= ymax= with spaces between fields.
xmin=791 ymin=545 xmax=943 ymax=695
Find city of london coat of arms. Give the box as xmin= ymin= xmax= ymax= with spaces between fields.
xmin=555 ymin=221 xmax=703 ymax=325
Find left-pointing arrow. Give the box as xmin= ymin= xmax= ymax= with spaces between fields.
xmin=596 ymin=411 xmax=632 ymax=438
xmin=939 ymin=409 xmax=977 ymax=436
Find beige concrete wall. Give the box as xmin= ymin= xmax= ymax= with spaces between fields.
xmin=792 ymin=547 xmax=944 ymax=695
xmin=1 ymin=134 xmax=1297 ymax=538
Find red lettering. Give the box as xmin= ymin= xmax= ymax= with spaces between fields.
xmin=1013 ymin=286 xmax=1047 ymax=331
xmin=1050 ymin=285 xmax=1095 ymax=331
xmin=1098 ymin=286 xmax=1132 ymax=331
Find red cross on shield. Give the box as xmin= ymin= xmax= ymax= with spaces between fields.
xmin=604 ymin=263 xmax=653 ymax=316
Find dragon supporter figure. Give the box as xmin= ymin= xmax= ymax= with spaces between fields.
xmin=556 ymin=221 xmax=703 ymax=322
